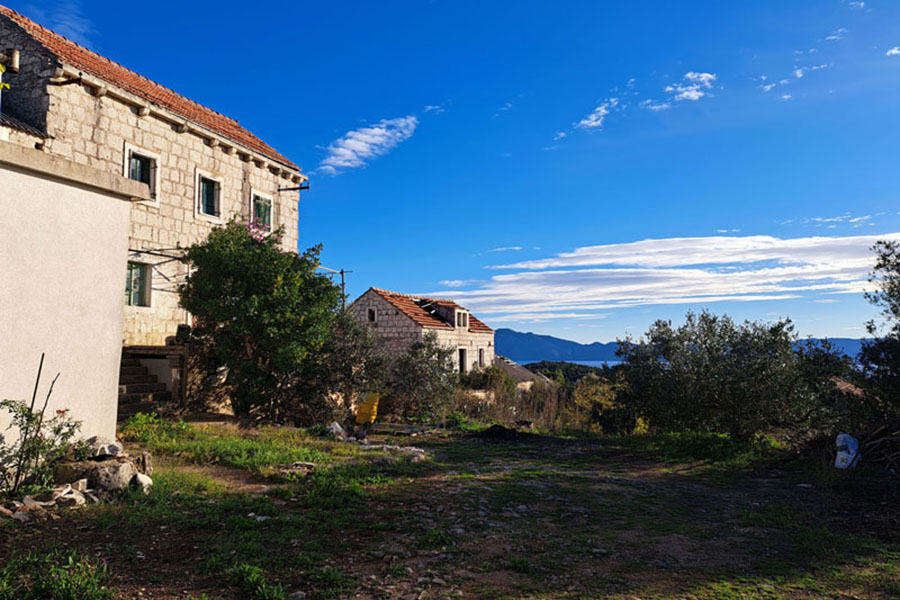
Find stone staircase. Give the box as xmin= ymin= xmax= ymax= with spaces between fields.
xmin=118 ymin=357 xmax=170 ymax=420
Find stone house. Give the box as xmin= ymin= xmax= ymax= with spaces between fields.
xmin=350 ymin=288 xmax=495 ymax=373
xmin=0 ymin=6 xmax=307 ymax=414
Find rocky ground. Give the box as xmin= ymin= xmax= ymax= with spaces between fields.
xmin=1 ymin=422 xmax=898 ymax=599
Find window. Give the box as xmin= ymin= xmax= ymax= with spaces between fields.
xmin=458 ymin=348 xmax=467 ymax=373
xmin=479 ymin=348 xmax=485 ymax=368
xmin=456 ymin=311 xmax=468 ymax=328
xmin=199 ymin=176 xmax=219 ymax=217
xmin=252 ymin=193 xmax=273 ymax=231
xmin=125 ymin=262 xmax=150 ymax=307
xmin=367 ymin=308 xmax=377 ymax=323
xmin=123 ymin=142 xmax=159 ymax=203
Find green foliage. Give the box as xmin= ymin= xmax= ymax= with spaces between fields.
xmin=459 ymin=366 xmax=517 ymax=399
xmin=120 ymin=413 xmax=330 ymax=476
xmin=0 ymin=399 xmax=87 ymax=493
xmin=861 ymin=240 xmax=900 ymax=418
xmin=292 ymin=311 xmax=388 ymax=425
xmin=421 ymin=527 xmax=453 ymax=547
xmin=570 ymin=373 xmax=633 ymax=434
xmin=179 ymin=222 xmax=341 ymax=422
xmin=226 ymin=563 xmax=285 ymax=600
xmin=0 ymin=550 xmax=114 ymax=600
xmin=386 ymin=332 xmax=456 ymax=421
xmin=617 ymin=311 xmax=801 ymax=440
xmin=619 ymin=431 xmax=785 ymax=465
xmin=309 ymin=566 xmax=355 ymax=599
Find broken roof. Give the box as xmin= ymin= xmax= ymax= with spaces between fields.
xmin=367 ymin=288 xmax=493 ymax=333
xmin=0 ymin=5 xmax=298 ymax=171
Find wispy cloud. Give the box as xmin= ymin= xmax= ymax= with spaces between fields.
xmin=887 ymin=47 xmax=900 ymax=57
xmin=640 ymin=99 xmax=672 ymax=111
xmin=494 ymin=102 xmax=513 ymax=117
xmin=781 ymin=94 xmax=793 ymax=101
xmin=488 ymin=246 xmax=524 ymax=253
xmin=318 ymin=116 xmax=418 ymax=175
xmin=575 ymin=98 xmax=619 ymax=129
xmin=432 ymin=233 xmax=900 ymax=320
xmin=423 ymin=104 xmax=446 ymax=114
xmin=825 ymin=27 xmax=848 ymax=41
xmin=24 ymin=0 xmax=96 ymax=48
xmin=847 ymin=1 xmax=865 ymax=9
xmin=665 ymin=72 xmax=717 ymax=101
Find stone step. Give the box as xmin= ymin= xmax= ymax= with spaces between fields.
xmin=120 ymin=358 xmax=142 ymax=367
xmin=119 ymin=365 xmax=148 ymax=378
xmin=117 ymin=401 xmax=157 ymax=420
xmin=118 ymin=391 xmax=171 ymax=405
xmin=118 ymin=382 xmax=167 ymax=395
xmin=119 ymin=373 xmax=158 ymax=385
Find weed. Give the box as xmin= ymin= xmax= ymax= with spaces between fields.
xmin=422 ymin=528 xmax=453 ymax=547
xmin=226 ymin=563 xmax=285 ymax=600
xmin=0 ymin=549 xmax=114 ymax=600
xmin=309 ymin=566 xmax=354 ymax=599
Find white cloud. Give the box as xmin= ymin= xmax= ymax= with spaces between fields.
xmin=431 ymin=233 xmax=900 ymax=319
xmin=640 ymin=99 xmax=671 ymax=111
xmin=24 ymin=0 xmax=96 ymax=48
xmin=575 ymin=98 xmax=618 ymax=129
xmin=318 ymin=116 xmax=418 ymax=175
xmin=665 ymin=72 xmax=717 ymax=101
xmin=762 ymin=83 xmax=776 ymax=92
xmin=825 ymin=27 xmax=848 ymax=41
xmin=488 ymin=246 xmax=524 ymax=253
xmin=553 ymin=131 xmax=567 ymax=141
xmin=781 ymin=94 xmax=793 ymax=101
xmin=887 ymin=47 xmax=900 ymax=57
xmin=794 ymin=68 xmax=805 ymax=79
xmin=423 ymin=104 xmax=445 ymax=114
xmin=847 ymin=1 xmax=865 ymax=8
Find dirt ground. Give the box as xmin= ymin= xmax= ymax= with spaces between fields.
xmin=2 ymin=427 xmax=899 ymax=599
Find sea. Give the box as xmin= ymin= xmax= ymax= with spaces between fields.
xmin=517 ymin=360 xmax=622 ymax=368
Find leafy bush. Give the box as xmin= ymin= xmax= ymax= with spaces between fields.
xmin=860 ymin=240 xmax=900 ymax=419
xmin=179 ymin=222 xmax=341 ymax=423
xmin=385 ymin=332 xmax=455 ymax=421
xmin=0 ymin=550 xmax=114 ymax=600
xmin=226 ymin=563 xmax=285 ymax=600
xmin=0 ymin=398 xmax=88 ymax=494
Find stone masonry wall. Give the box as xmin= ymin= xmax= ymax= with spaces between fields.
xmin=351 ymin=290 xmax=495 ymax=372
xmin=352 ymin=290 xmax=421 ymax=354
xmin=0 ymin=19 xmax=303 ymax=346
xmin=0 ymin=17 xmax=56 ymax=129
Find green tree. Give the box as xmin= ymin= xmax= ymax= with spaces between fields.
xmin=860 ymin=240 xmax=900 ymax=417
xmin=617 ymin=311 xmax=800 ymax=440
xmin=293 ymin=311 xmax=389 ymax=425
xmin=179 ymin=222 xmax=341 ymax=422
xmin=387 ymin=332 xmax=455 ymax=421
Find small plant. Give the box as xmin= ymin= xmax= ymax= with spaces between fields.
xmin=0 ymin=358 xmax=86 ymax=494
xmin=309 ymin=566 xmax=354 ymax=599
xmin=226 ymin=563 xmax=285 ymax=600
xmin=422 ymin=528 xmax=453 ymax=547
xmin=0 ymin=549 xmax=114 ymax=600
xmin=508 ymin=557 xmax=534 ymax=574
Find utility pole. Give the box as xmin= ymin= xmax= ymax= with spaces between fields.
xmin=318 ymin=266 xmax=352 ymax=309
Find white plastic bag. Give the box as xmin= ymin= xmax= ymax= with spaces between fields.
xmin=834 ymin=433 xmax=860 ymax=469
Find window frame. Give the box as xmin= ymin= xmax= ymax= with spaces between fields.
xmin=250 ymin=188 xmax=274 ymax=232
xmin=478 ymin=348 xmax=485 ymax=368
xmin=125 ymin=261 xmax=151 ymax=308
xmin=367 ymin=307 xmax=377 ymax=323
xmin=122 ymin=142 xmax=160 ymax=207
xmin=194 ymin=168 xmax=224 ymax=223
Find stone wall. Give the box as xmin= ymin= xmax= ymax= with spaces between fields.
xmin=351 ymin=290 xmax=495 ymax=372
xmin=352 ymin=290 xmax=421 ymax=354
xmin=0 ymin=16 xmax=303 ymax=346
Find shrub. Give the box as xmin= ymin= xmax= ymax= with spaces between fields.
xmin=385 ymin=332 xmax=455 ymax=421
xmin=178 ymin=222 xmax=341 ymax=423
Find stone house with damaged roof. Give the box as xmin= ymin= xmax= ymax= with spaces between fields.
xmin=0 ymin=5 xmax=308 ymax=422
xmin=351 ymin=288 xmax=495 ymax=373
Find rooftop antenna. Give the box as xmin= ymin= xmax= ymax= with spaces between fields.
xmin=318 ymin=266 xmax=352 ymax=309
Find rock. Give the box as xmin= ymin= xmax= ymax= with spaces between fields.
xmin=289 ymin=592 xmax=307 ymax=600
xmin=328 ymin=422 xmax=347 ymax=441
xmin=56 ymin=489 xmax=87 ymax=507
xmin=56 ymin=458 xmax=137 ymax=491
xmin=346 ymin=436 xmax=357 ymax=443
xmin=22 ymin=496 xmax=54 ymax=510
xmin=134 ymin=451 xmax=153 ymax=476
xmin=87 ymin=436 xmax=124 ymax=458
xmin=281 ymin=461 xmax=316 ymax=478
xmin=130 ymin=473 xmax=153 ymax=495
xmin=71 ymin=478 xmax=89 ymax=492
xmin=11 ymin=511 xmax=31 ymax=523
xmin=0 ymin=505 xmax=13 ymax=518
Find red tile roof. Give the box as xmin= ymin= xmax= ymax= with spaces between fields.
xmin=0 ymin=5 xmax=298 ymax=170
xmin=369 ymin=288 xmax=493 ymax=333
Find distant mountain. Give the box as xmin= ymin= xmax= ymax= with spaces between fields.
xmin=495 ymin=328 xmax=867 ymax=364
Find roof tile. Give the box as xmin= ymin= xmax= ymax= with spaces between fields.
xmin=0 ymin=5 xmax=298 ymax=170
xmin=369 ymin=288 xmax=493 ymax=333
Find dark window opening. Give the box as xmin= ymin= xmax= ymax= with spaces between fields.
xmin=125 ymin=262 xmax=150 ymax=307
xmin=199 ymin=176 xmax=220 ymax=217
xmin=459 ymin=348 xmax=467 ymax=373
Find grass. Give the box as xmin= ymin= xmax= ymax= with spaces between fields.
xmin=4 ymin=415 xmax=898 ymax=599
xmin=0 ymin=549 xmax=115 ymax=600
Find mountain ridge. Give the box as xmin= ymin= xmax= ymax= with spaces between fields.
xmin=495 ymin=328 xmax=866 ymax=363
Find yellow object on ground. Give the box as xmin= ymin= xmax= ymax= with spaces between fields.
xmin=356 ymin=393 xmax=379 ymax=425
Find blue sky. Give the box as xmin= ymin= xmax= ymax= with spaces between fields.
xmin=20 ymin=0 xmax=900 ymax=342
